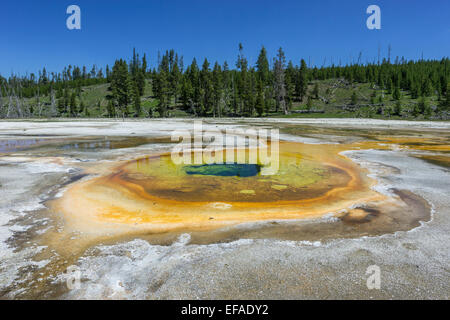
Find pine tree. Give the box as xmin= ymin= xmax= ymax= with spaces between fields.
xmin=69 ymin=92 xmax=77 ymax=117
xmin=155 ymin=70 xmax=169 ymax=117
xmin=200 ymin=58 xmax=213 ymax=116
xmin=56 ymin=86 xmax=63 ymax=99
xmin=221 ymin=61 xmax=231 ymax=115
xmin=350 ymin=91 xmax=358 ymax=105
xmin=212 ymin=62 xmax=223 ymax=117
xmin=393 ymin=86 xmax=401 ymax=100
xmin=273 ymin=47 xmax=287 ymax=114
xmin=296 ymin=59 xmax=308 ymax=101
xmin=80 ymin=99 xmax=89 ymax=117
xmin=57 ymin=98 xmax=65 ymax=116
xmin=256 ymin=46 xmax=270 ymax=85
xmin=370 ymin=90 xmax=377 ymax=104
xmin=312 ymin=83 xmax=319 ymax=99
xmin=424 ymin=103 xmax=432 ymax=117
xmin=412 ymin=103 xmax=420 ymax=117
xmin=132 ymin=82 xmax=141 ymax=116
xmin=421 ymin=78 xmax=433 ymax=97
xmin=110 ymin=59 xmax=132 ymax=118
xmin=236 ymin=43 xmax=248 ymax=71
xmin=170 ymin=62 xmax=181 ymax=103
xmin=439 ymin=75 xmax=447 ymax=100
xmin=418 ymin=97 xmax=427 ymax=114
xmin=394 ymin=100 xmax=402 ymax=116
xmin=379 ymin=77 xmax=385 ymax=95
xmin=107 ymin=99 xmax=115 ymax=117
xmin=411 ymin=81 xmax=420 ymax=99
xmin=285 ymin=74 xmax=294 ymax=110
xmin=285 ymin=61 xmax=295 ymax=109
xmin=106 ymin=65 xmax=111 ymax=82
xmin=440 ymin=83 xmax=450 ymax=110
xmin=247 ymin=70 xmax=256 ymax=116
xmin=142 ymin=53 xmax=148 ymax=75
xmin=255 ymin=79 xmax=265 ymax=116
xmin=306 ymin=95 xmax=313 ymax=111
xmin=236 ymin=43 xmax=249 ymax=115
xmin=181 ymin=77 xmax=194 ymax=113
xmin=135 ymin=70 xmax=145 ymax=97
xmin=386 ymin=78 xmax=393 ymax=94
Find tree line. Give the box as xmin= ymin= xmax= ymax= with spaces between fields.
xmin=1 ymin=45 xmax=449 ymax=118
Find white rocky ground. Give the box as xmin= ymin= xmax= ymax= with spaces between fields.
xmin=0 ymin=119 xmax=449 ymax=299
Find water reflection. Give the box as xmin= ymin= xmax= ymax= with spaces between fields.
xmin=184 ymin=163 xmax=262 ymax=177
xmin=60 ymin=140 xmax=112 ymax=151
xmin=0 ymin=139 xmax=44 ymax=152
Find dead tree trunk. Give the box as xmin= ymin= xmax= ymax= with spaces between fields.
xmin=37 ymin=86 xmax=42 ymax=117
xmin=50 ymin=88 xmax=57 ymax=117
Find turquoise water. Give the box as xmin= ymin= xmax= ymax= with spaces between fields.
xmin=184 ymin=163 xmax=261 ymax=177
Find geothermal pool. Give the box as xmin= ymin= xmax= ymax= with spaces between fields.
xmin=0 ymin=119 xmax=449 ymax=299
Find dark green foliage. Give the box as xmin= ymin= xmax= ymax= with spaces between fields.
xmin=212 ymin=62 xmax=223 ymax=117
xmin=107 ymin=99 xmax=115 ymax=117
xmin=418 ymin=97 xmax=427 ymax=114
xmin=1 ymin=47 xmax=448 ymax=119
xmin=312 ymin=83 xmax=319 ymax=99
xmin=110 ymin=59 xmax=132 ymax=118
xmin=386 ymin=78 xmax=393 ymax=94
xmin=81 ymin=99 xmax=89 ymax=116
xmin=255 ymin=79 xmax=265 ymax=116
xmin=69 ymin=92 xmax=77 ymax=116
xmin=440 ymin=83 xmax=450 ymax=110
xmin=306 ymin=95 xmax=313 ymax=110
xmin=411 ymin=82 xmax=420 ymax=99
xmin=57 ymin=98 xmax=65 ymax=116
xmin=296 ymin=59 xmax=308 ymax=101
xmin=350 ymin=91 xmax=358 ymax=105
xmin=154 ymin=69 xmax=170 ymax=117
xmin=421 ymin=78 xmax=433 ymax=97
xmin=256 ymin=46 xmax=270 ymax=85
xmin=394 ymin=100 xmax=402 ymax=116
xmin=273 ymin=47 xmax=287 ymax=114
xmin=132 ymin=83 xmax=141 ymax=116
xmin=393 ymin=86 xmax=401 ymax=100
xmin=370 ymin=90 xmax=377 ymax=104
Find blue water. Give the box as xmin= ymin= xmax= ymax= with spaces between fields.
xmin=184 ymin=163 xmax=261 ymax=177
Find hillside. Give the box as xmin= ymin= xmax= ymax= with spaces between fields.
xmin=7 ymin=77 xmax=448 ymax=121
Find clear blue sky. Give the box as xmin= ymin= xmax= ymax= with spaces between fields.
xmin=1 ymin=0 xmax=449 ymax=76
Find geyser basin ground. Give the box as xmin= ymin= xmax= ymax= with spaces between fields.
xmin=0 ymin=119 xmax=449 ymax=299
